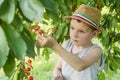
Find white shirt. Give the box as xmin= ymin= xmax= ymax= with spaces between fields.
xmin=62 ymin=40 xmax=104 ymax=80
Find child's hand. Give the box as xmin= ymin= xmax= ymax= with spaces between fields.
xmin=53 ymin=69 xmax=63 ymax=80
xmin=36 ymin=31 xmax=58 ymax=48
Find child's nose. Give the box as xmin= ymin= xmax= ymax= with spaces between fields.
xmin=72 ymin=31 xmax=78 ymax=37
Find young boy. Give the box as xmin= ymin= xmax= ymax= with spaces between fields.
xmin=36 ymin=4 xmax=104 ymax=80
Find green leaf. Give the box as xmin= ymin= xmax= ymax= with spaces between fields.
xmin=0 ymin=0 xmax=4 ymax=6
xmin=104 ymin=61 xmax=108 ymax=72
xmin=109 ymin=60 xmax=120 ymax=71
xmin=42 ymin=48 xmax=51 ymax=60
xmin=117 ymin=23 xmax=120 ymax=31
xmin=0 ymin=0 xmax=15 ymax=23
xmin=21 ymin=31 xmax=36 ymax=58
xmin=10 ymin=68 xmax=20 ymax=80
xmin=0 ymin=26 xmax=9 ymax=68
xmin=114 ymin=46 xmax=120 ymax=55
xmin=114 ymin=56 xmax=120 ymax=64
xmin=40 ymin=0 xmax=59 ymax=21
xmin=63 ymin=24 xmax=69 ymax=36
xmin=116 ymin=4 xmax=120 ymax=16
xmin=46 ymin=10 xmax=59 ymax=21
xmin=3 ymin=50 xmax=15 ymax=77
xmin=11 ymin=15 xmax=23 ymax=32
xmin=54 ymin=27 xmax=63 ymax=40
xmin=101 ymin=35 xmax=109 ymax=49
xmin=2 ymin=23 xmax=27 ymax=60
xmin=114 ymin=33 xmax=120 ymax=42
xmin=18 ymin=0 xmax=44 ymax=22
xmin=97 ymin=71 xmax=105 ymax=80
xmin=36 ymin=45 xmax=41 ymax=55
xmin=112 ymin=17 xmax=117 ymax=29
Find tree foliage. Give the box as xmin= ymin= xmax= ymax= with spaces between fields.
xmin=0 ymin=0 xmax=120 ymax=79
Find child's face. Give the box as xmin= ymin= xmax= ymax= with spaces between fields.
xmin=70 ymin=19 xmax=96 ymax=46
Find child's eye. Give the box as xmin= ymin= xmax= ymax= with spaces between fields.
xmin=79 ymin=30 xmax=85 ymax=33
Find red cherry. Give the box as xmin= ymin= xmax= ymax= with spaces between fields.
xmin=28 ymin=59 xmax=32 ymax=64
xmin=34 ymin=26 xmax=39 ymax=31
xmin=29 ymin=76 xmax=34 ymax=80
xmin=26 ymin=67 xmax=31 ymax=71
xmin=28 ymin=63 xmax=31 ymax=66
xmin=38 ymin=30 xmax=44 ymax=35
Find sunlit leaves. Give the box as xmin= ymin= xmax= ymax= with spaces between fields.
xmin=2 ymin=23 xmax=27 ymax=60
xmin=0 ymin=0 xmax=15 ymax=23
xmin=0 ymin=26 xmax=9 ymax=68
xmin=18 ymin=0 xmax=44 ymax=22
xmin=42 ymin=48 xmax=52 ymax=61
xmin=39 ymin=0 xmax=59 ymax=21
xmin=21 ymin=29 xmax=36 ymax=58
xmin=97 ymin=71 xmax=105 ymax=80
xmin=3 ymin=50 xmax=15 ymax=77
xmin=114 ymin=33 xmax=120 ymax=42
xmin=11 ymin=15 xmax=23 ymax=32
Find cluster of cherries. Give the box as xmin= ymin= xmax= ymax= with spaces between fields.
xmin=25 ymin=59 xmax=33 ymax=80
xmin=31 ymin=21 xmax=44 ymax=35
xmin=32 ymin=21 xmax=56 ymax=35
xmin=33 ymin=26 xmax=44 ymax=35
xmin=19 ymin=59 xmax=34 ymax=80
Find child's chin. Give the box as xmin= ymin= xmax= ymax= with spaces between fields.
xmin=73 ymin=42 xmax=79 ymax=45
xmin=72 ymin=40 xmax=78 ymax=44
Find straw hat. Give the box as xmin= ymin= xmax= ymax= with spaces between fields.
xmin=66 ymin=4 xmax=101 ymax=31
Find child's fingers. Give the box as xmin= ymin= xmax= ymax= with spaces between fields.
xmin=42 ymin=33 xmax=50 ymax=38
xmin=36 ymin=37 xmax=42 ymax=46
xmin=36 ymin=35 xmax=46 ymax=46
xmin=37 ymin=34 xmax=45 ymax=41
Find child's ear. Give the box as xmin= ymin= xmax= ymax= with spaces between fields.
xmin=92 ymin=30 xmax=99 ymax=37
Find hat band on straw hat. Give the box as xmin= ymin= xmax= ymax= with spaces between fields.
xmin=72 ymin=12 xmax=98 ymax=28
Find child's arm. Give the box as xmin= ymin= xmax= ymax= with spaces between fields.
xmin=36 ymin=33 xmax=102 ymax=71
xmin=52 ymin=43 xmax=102 ymax=71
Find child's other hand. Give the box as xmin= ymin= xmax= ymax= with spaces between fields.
xmin=53 ymin=75 xmax=63 ymax=80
